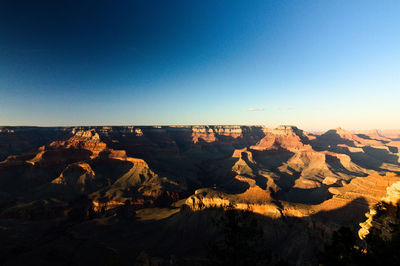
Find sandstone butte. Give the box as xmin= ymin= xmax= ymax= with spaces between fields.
xmin=1 ymin=125 xmax=399 ymax=218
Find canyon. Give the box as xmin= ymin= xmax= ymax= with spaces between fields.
xmin=1 ymin=125 xmax=400 ymax=265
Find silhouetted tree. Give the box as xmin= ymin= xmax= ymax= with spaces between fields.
xmin=362 ymin=221 xmax=400 ymax=265
xmin=318 ymin=227 xmax=366 ymax=266
xmin=319 ymin=225 xmax=400 ymax=266
xmin=207 ymin=207 xmax=272 ymax=266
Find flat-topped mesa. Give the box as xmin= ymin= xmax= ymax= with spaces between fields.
xmin=96 ymin=126 xmax=145 ymax=136
xmin=273 ymin=125 xmax=303 ymax=135
xmin=191 ymin=126 xmax=216 ymax=143
xmin=212 ymin=125 xmax=243 ymax=135
xmin=251 ymin=125 xmax=312 ymax=151
xmin=191 ymin=125 xmax=245 ymax=143
xmin=50 ymin=129 xmax=106 ymax=158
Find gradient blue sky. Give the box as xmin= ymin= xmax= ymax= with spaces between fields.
xmin=0 ymin=0 xmax=399 ymax=130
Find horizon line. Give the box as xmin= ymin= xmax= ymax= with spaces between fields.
xmin=1 ymin=124 xmax=400 ymax=132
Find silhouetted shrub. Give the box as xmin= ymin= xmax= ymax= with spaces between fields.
xmin=319 ymin=225 xmax=400 ymax=266
xmin=207 ymin=208 xmax=272 ymax=266
xmin=318 ymin=227 xmax=366 ymax=265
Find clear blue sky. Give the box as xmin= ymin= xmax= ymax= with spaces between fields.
xmin=0 ymin=0 xmax=399 ymax=130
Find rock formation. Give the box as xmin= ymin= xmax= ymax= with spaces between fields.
xmin=359 ymin=179 xmax=400 ymax=240
xmin=1 ymin=125 xmax=400 ymax=265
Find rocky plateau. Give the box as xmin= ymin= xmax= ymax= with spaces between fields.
xmin=1 ymin=125 xmax=400 ymax=265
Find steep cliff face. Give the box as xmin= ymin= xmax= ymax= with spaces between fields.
xmin=191 ymin=125 xmax=246 ymax=143
xmin=1 ymin=125 xmax=400 ymax=265
xmin=0 ymin=127 xmax=186 ymax=215
xmin=184 ymin=188 xmax=280 ymax=217
xmin=359 ymin=180 xmax=400 ymax=240
xmin=251 ymin=125 xmax=312 ymax=152
xmin=49 ymin=129 xmax=107 ymax=158
xmin=1 ymin=125 xmax=399 ymax=218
